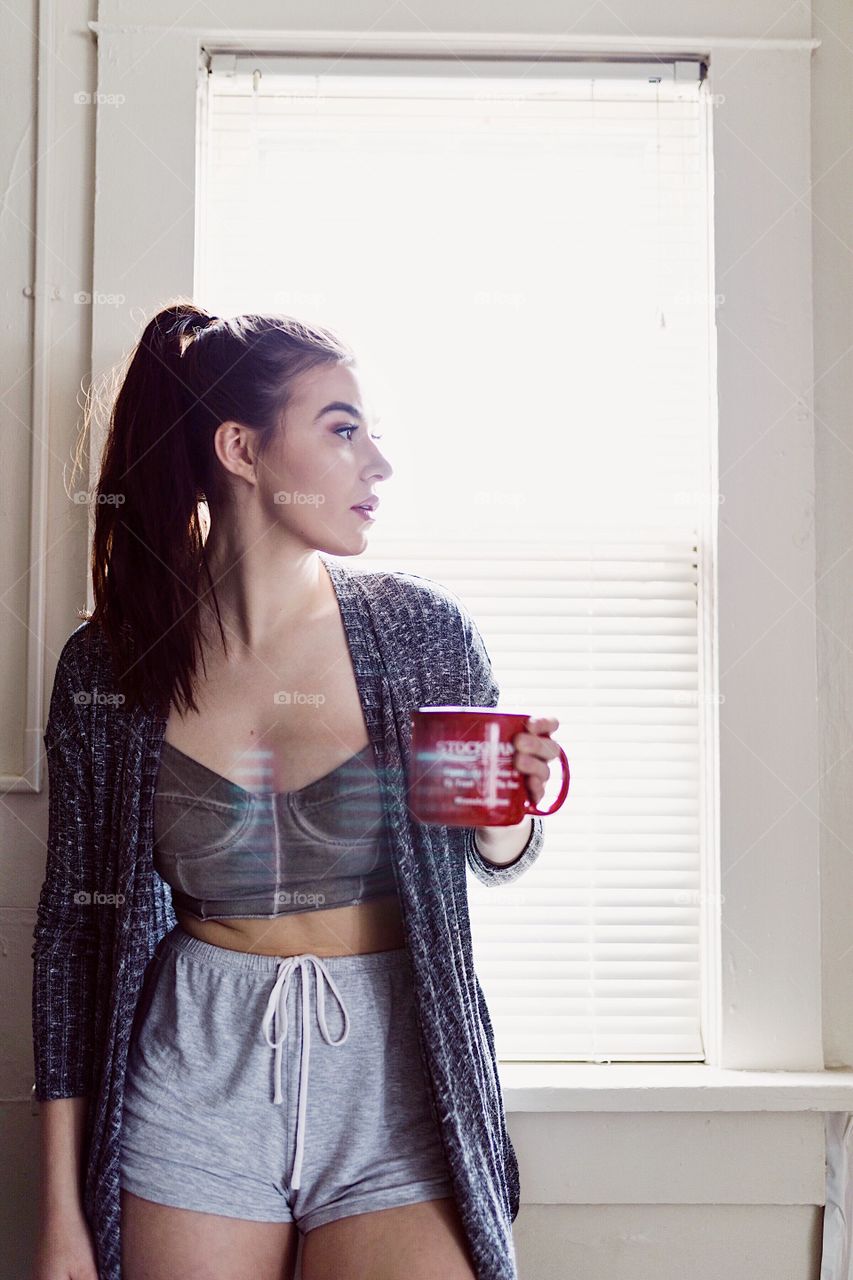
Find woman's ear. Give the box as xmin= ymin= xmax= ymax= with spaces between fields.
xmin=212 ymin=420 xmax=260 ymax=484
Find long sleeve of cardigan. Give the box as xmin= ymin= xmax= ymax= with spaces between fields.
xmin=457 ymin=602 xmax=545 ymax=887
xmin=31 ymin=639 xmax=99 ymax=1100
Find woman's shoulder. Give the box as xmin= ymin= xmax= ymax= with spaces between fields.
xmin=44 ymin=620 xmax=112 ymax=752
xmin=52 ymin=619 xmax=123 ymax=719
xmin=347 ymin=564 xmax=478 ymax=645
xmin=342 ymin=560 xmax=470 ymax=619
xmin=55 ymin=617 xmax=107 ymax=677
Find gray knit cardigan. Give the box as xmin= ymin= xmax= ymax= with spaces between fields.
xmin=31 ymin=553 xmax=544 ymax=1280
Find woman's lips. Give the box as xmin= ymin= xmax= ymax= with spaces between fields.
xmin=351 ymin=505 xmax=376 ymax=521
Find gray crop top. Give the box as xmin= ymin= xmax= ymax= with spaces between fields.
xmin=152 ymin=739 xmax=398 ymax=920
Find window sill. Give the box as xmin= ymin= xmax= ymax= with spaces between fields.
xmin=499 ymin=1062 xmax=853 ymax=1112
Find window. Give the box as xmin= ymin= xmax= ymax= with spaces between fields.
xmin=202 ymin=54 xmax=714 ymax=1062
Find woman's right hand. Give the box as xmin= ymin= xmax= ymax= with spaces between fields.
xmin=31 ymin=1206 xmax=99 ymax=1280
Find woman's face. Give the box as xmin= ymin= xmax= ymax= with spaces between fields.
xmin=245 ymin=361 xmax=393 ymax=557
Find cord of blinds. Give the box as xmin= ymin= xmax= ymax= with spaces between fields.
xmin=204 ymin=56 xmax=711 ymax=1062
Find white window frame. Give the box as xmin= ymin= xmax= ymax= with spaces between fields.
xmin=77 ymin=1 xmax=852 ymax=1211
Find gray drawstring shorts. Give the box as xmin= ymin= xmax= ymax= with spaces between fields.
xmin=119 ymin=923 xmax=454 ymax=1232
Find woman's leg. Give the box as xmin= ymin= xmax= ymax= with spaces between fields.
xmin=286 ymin=948 xmax=477 ymax=1278
xmin=120 ymin=1188 xmax=300 ymax=1280
xmin=119 ymin=934 xmax=299 ymax=1275
xmin=299 ymin=1195 xmax=476 ymax=1280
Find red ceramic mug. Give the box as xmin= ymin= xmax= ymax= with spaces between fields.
xmin=408 ymin=706 xmax=571 ymax=828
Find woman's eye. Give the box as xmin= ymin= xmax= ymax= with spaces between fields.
xmin=334 ymin=424 xmax=384 ymax=442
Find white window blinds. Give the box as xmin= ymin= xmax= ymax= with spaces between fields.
xmin=203 ymin=55 xmax=713 ymax=1062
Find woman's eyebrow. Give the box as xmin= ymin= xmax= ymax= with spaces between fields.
xmin=313 ymin=401 xmax=382 ymax=425
xmin=313 ymin=401 xmax=363 ymax=421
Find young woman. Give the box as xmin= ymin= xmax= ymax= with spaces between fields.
xmin=31 ymin=304 xmax=562 ymax=1280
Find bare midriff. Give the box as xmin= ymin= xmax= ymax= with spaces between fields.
xmin=174 ymin=893 xmax=407 ymax=958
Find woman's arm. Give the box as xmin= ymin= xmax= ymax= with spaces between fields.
xmin=30 ymin=640 xmax=101 ymax=1276
xmin=31 ymin=1095 xmax=100 ymax=1280
xmin=474 ymin=815 xmax=535 ymax=867
xmin=31 ymin=636 xmax=99 ymax=1101
xmin=37 ymin=1095 xmax=89 ymax=1216
xmin=456 ymin=601 xmax=546 ymax=886
xmin=477 ymin=713 xmax=563 ymax=864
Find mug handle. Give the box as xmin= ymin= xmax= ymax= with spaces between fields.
xmin=523 ymin=745 xmax=571 ymax=817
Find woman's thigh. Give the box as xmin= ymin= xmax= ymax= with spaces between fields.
xmin=300 ymin=1194 xmax=477 ymax=1280
xmin=120 ymin=1187 xmax=300 ymax=1280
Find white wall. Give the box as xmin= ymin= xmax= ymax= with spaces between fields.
xmin=1 ymin=3 xmax=849 ymax=1278
xmin=813 ymin=0 xmax=853 ymax=1073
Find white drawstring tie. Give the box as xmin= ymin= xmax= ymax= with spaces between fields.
xmin=261 ymin=954 xmax=350 ymax=1191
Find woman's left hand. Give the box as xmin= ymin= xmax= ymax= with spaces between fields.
xmin=511 ymin=716 xmax=563 ymax=808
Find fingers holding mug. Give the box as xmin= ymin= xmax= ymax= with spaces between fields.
xmin=526 ymin=715 xmax=560 ymax=736
xmin=512 ymin=715 xmax=570 ymax=815
xmin=511 ymin=748 xmax=550 ymax=805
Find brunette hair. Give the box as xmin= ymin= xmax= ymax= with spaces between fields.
xmin=81 ymin=300 xmax=355 ymax=718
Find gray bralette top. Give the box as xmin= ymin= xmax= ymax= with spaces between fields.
xmin=152 ymin=739 xmax=398 ymax=920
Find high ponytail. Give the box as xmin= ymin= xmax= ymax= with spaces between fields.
xmin=84 ymin=299 xmax=354 ymax=717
